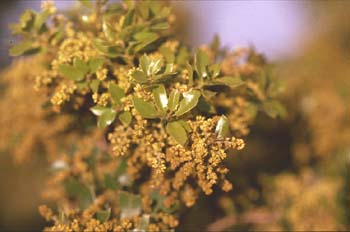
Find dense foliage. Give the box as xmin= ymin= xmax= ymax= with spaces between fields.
xmin=3 ymin=0 xmax=285 ymax=231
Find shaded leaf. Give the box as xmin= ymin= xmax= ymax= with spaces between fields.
xmin=133 ymin=97 xmax=158 ymax=119
xmin=96 ymin=209 xmax=111 ymax=222
xmin=109 ymin=83 xmax=124 ymax=106
xmin=118 ymin=111 xmax=132 ymax=126
xmin=59 ymin=64 xmax=85 ymax=81
xmin=119 ymin=191 xmax=141 ymax=219
xmin=166 ymin=121 xmax=188 ymax=145
xmin=74 ymin=58 xmax=89 ymax=75
xmin=209 ymin=76 xmax=244 ymax=88
xmin=90 ymin=79 xmax=100 ymax=93
xmin=131 ymin=69 xmax=148 ymax=83
xmin=175 ymin=90 xmax=201 ymax=116
xmin=262 ymin=100 xmax=287 ymax=119
xmin=9 ymin=40 xmax=34 ymax=56
xmin=34 ymin=10 xmax=50 ymax=32
xmin=89 ymin=57 xmax=104 ymax=73
xmin=64 ymin=178 xmax=93 ymax=210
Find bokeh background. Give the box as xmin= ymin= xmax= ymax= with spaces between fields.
xmin=0 ymin=0 xmax=349 ymax=231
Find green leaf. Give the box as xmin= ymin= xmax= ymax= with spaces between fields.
xmin=34 ymin=10 xmax=50 ymax=32
xmin=137 ymin=214 xmax=150 ymax=231
xmin=210 ymin=76 xmax=244 ymax=88
xmin=97 ymin=108 xmax=117 ymax=128
xmin=90 ymin=79 xmax=100 ymax=93
xmin=262 ymin=100 xmax=287 ymax=119
xmin=104 ymin=174 xmax=118 ymax=190
xmin=175 ymin=90 xmax=201 ymax=116
xmin=215 ymin=115 xmax=229 ymax=138
xmin=198 ymin=97 xmax=216 ymax=114
xmin=109 ymin=83 xmax=124 ymax=106
xmin=134 ymin=31 xmax=158 ymax=42
xmin=79 ymin=0 xmax=93 ymax=8
xmin=74 ymin=58 xmax=89 ymax=75
xmin=166 ymin=121 xmax=188 ymax=145
xmin=9 ymin=40 xmax=34 ymax=56
xmin=96 ymin=209 xmax=111 ymax=222
xmin=133 ymin=97 xmax=159 ymax=119
xmin=64 ymin=178 xmax=93 ymax=210
xmin=119 ymin=191 xmax=141 ymax=219
xmin=160 ymin=47 xmax=175 ymax=63
xmin=89 ymin=57 xmax=104 ymax=73
xmin=148 ymin=58 xmax=162 ymax=76
xmin=93 ymin=39 xmax=123 ymax=58
xmin=168 ymin=89 xmax=180 ymax=112
xmin=195 ymin=49 xmax=209 ymax=79
xmin=178 ymin=120 xmax=191 ymax=132
xmin=152 ymin=84 xmax=168 ymax=113
xmin=102 ymin=19 xmax=116 ymax=40
xmin=139 ymin=55 xmax=150 ymax=74
xmin=131 ymin=69 xmax=148 ymax=83
xmin=118 ymin=111 xmax=132 ymax=126
xmin=90 ymin=105 xmax=107 ymax=116
xmin=122 ymin=9 xmax=135 ymax=28
xmin=59 ymin=64 xmax=85 ymax=81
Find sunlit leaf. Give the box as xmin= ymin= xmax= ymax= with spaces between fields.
xmin=175 ymin=90 xmax=201 ymax=116
xmin=90 ymin=105 xmax=107 ymax=116
xmin=194 ymin=49 xmax=209 ymax=79
xmin=97 ymin=108 xmax=117 ymax=128
xmin=168 ymin=89 xmax=180 ymax=112
xmin=152 ymin=84 xmax=168 ymax=113
xmin=215 ymin=115 xmax=229 ymax=138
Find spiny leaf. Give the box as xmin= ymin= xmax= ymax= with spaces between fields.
xmin=133 ymin=97 xmax=159 ymax=119
xmin=152 ymin=84 xmax=168 ymax=113
xmin=109 ymin=83 xmax=124 ymax=106
xmin=166 ymin=121 xmax=188 ymax=145
xmin=59 ymin=64 xmax=85 ymax=81
xmin=175 ymin=90 xmax=201 ymax=116
xmin=215 ymin=115 xmax=229 ymax=138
